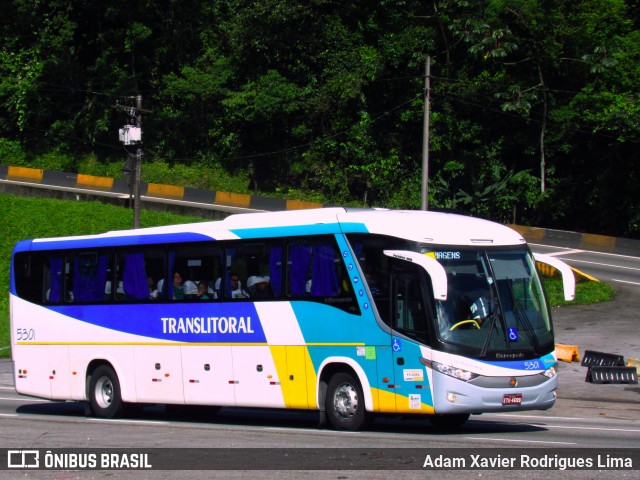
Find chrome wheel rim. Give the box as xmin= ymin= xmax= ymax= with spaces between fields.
xmin=94 ymin=376 xmax=113 ymax=409
xmin=333 ymin=382 xmax=358 ymax=419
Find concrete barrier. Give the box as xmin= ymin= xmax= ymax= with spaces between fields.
xmin=556 ymin=344 xmax=580 ymax=363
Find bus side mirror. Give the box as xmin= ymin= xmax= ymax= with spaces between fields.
xmin=383 ymin=250 xmax=447 ymax=301
xmin=533 ymin=253 xmax=576 ymax=301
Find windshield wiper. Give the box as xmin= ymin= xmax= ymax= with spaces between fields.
xmin=505 ymin=279 xmax=540 ymax=354
xmin=478 ymin=306 xmax=499 ymax=357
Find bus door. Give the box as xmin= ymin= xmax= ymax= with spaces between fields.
xmin=389 ymin=264 xmax=434 ymax=414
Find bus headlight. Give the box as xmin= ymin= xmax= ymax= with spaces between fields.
xmin=542 ymin=364 xmax=558 ymax=379
xmin=428 ymin=360 xmax=479 ymax=382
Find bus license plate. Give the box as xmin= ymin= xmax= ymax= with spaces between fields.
xmin=502 ymin=394 xmax=522 ymax=405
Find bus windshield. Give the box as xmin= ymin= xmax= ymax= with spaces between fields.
xmin=430 ymin=248 xmax=553 ymax=359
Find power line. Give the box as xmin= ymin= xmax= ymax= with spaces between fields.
xmin=220 ymin=94 xmax=421 ymax=162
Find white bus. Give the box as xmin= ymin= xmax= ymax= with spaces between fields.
xmin=10 ymin=208 xmax=574 ymax=430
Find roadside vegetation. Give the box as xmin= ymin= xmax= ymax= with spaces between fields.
xmin=1 ymin=2 xmax=639 ymax=238
xmin=544 ymin=277 xmax=614 ymax=307
xmin=0 ymin=193 xmax=614 ymax=358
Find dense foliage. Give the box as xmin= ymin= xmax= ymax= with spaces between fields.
xmin=1 ymin=1 xmax=638 ymax=236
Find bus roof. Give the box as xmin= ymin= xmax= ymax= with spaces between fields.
xmin=16 ymin=207 xmax=525 ymax=252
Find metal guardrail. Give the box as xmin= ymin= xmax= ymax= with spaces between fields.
xmin=2 ymin=164 xmax=640 ymax=256
xmin=0 ymin=164 xmax=323 ymax=215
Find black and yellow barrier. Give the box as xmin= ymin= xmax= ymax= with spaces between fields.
xmin=2 ymin=164 xmax=640 ymax=255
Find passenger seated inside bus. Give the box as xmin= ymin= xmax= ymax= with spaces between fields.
xmin=104 ymin=280 xmax=124 ymax=299
xmin=46 ymin=288 xmax=74 ymax=303
xmin=214 ymin=273 xmax=249 ymax=299
xmin=157 ymin=271 xmax=197 ymax=300
xmin=183 ymin=278 xmax=198 ymax=299
xmin=247 ymin=276 xmax=272 ymax=299
xmin=196 ymin=281 xmax=212 ymax=300
xmin=148 ymin=276 xmax=159 ymax=300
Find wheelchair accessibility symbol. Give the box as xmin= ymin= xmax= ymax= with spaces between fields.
xmin=392 ymin=338 xmax=402 ymax=352
xmin=508 ymin=328 xmax=519 ymax=341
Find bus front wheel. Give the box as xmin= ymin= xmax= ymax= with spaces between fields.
xmin=88 ymin=365 xmax=124 ymax=419
xmin=326 ymin=372 xmax=368 ymax=431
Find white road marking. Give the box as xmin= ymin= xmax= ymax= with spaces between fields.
xmin=530 ymin=244 xmax=640 ymax=260
xmin=88 ymin=418 xmax=170 ymax=426
xmin=543 ymin=424 xmax=640 ymax=433
xmin=0 ymin=396 xmax=51 ymax=403
xmin=464 ymin=437 xmax=576 ymax=446
xmin=544 ymin=249 xmax=584 ymax=257
xmin=612 ymin=279 xmax=640 ymax=286
xmin=568 ymin=258 xmax=640 ymax=272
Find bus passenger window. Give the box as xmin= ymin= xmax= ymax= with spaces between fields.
xmin=64 ymin=253 xmax=106 ymax=303
xmin=167 ymin=244 xmax=223 ymax=301
xmin=392 ymin=268 xmax=430 ymax=344
xmin=222 ymin=241 xmax=281 ymax=300
xmin=286 ymin=238 xmax=359 ymax=313
xmin=13 ymin=252 xmax=47 ymax=304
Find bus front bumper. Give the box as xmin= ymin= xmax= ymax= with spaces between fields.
xmin=431 ymin=371 xmax=557 ymax=415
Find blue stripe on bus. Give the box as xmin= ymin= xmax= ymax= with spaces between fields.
xmin=47 ymin=302 xmax=266 ymax=343
xmin=230 ymin=222 xmax=369 ymax=239
xmin=23 ymin=232 xmax=214 ymax=251
xmin=230 ymin=224 xmax=341 ymax=239
xmin=293 ymin=302 xmax=360 ymax=344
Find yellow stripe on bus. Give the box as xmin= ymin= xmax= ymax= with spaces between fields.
xmin=373 ymin=388 xmax=435 ymax=414
xmin=374 ymin=387 xmax=397 ymax=412
xmin=269 ymin=345 xmax=317 ymax=409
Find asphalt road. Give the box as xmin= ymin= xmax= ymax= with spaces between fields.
xmin=530 ymin=244 xmax=640 ymax=420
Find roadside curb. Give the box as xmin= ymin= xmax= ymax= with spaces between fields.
xmin=508 ymin=224 xmax=640 ymax=257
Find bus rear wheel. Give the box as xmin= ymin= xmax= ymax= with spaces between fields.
xmin=88 ymin=365 xmax=124 ymax=419
xmin=428 ymin=413 xmax=470 ymax=429
xmin=326 ymin=372 xmax=368 ymax=431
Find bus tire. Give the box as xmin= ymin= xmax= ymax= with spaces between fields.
xmin=88 ymin=365 xmax=124 ymax=419
xmin=428 ymin=413 xmax=470 ymax=429
xmin=326 ymin=372 xmax=368 ymax=431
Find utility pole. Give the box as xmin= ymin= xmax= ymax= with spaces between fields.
xmin=117 ymin=95 xmax=143 ymax=229
xmin=421 ymin=56 xmax=431 ymax=211
xmin=133 ymin=94 xmax=143 ymax=229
